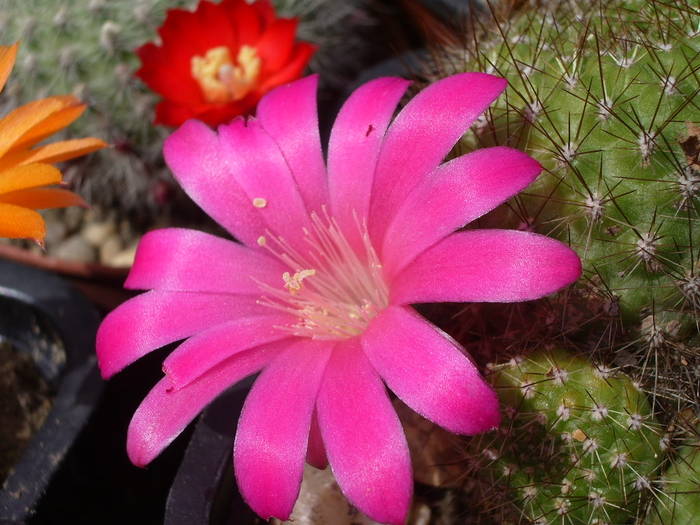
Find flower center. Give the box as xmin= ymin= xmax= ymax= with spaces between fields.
xmin=191 ymin=45 xmax=261 ymax=103
xmin=256 ymin=211 xmax=390 ymax=340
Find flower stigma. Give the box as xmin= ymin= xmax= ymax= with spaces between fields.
xmin=256 ymin=210 xmax=390 ymax=340
xmin=191 ymin=45 xmax=262 ymax=103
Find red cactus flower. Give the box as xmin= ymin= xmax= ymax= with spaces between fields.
xmin=136 ymin=0 xmax=315 ymax=127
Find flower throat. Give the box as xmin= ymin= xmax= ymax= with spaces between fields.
xmin=256 ymin=210 xmax=389 ymax=340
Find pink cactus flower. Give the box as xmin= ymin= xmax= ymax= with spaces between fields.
xmin=97 ymin=73 xmax=581 ymax=524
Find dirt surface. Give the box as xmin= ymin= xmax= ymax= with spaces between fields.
xmin=0 ymin=341 xmax=53 ymax=484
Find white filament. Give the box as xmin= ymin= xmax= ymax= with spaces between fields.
xmin=256 ymin=210 xmax=389 ymax=340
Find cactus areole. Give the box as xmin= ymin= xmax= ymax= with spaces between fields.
xmin=96 ymin=73 xmax=581 ymax=523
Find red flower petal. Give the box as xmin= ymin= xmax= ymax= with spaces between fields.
xmin=257 ymin=42 xmax=316 ymax=93
xmin=251 ymin=0 xmax=277 ymax=26
xmin=256 ymin=18 xmax=298 ymax=74
xmin=186 ymin=1 xmax=238 ymax=54
xmin=157 ymin=9 xmax=202 ymax=51
xmin=191 ymin=99 xmax=253 ymax=126
xmin=220 ymin=0 xmax=264 ymax=46
xmin=154 ymin=99 xmax=203 ymax=127
xmin=136 ymin=43 xmax=202 ymax=105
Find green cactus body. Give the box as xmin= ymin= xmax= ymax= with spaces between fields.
xmin=449 ymin=0 xmax=699 ymax=328
xmin=647 ymin=430 xmax=700 ymax=525
xmin=477 ymin=349 xmax=663 ymax=524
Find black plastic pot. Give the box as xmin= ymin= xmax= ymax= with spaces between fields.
xmin=164 ymin=378 xmax=257 ymax=525
xmin=0 ymin=258 xmax=103 ymax=522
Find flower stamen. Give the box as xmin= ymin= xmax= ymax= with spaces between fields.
xmin=255 ymin=209 xmax=389 ymax=340
xmin=283 ymin=269 xmax=316 ymax=295
xmin=191 ymin=45 xmax=261 ymax=103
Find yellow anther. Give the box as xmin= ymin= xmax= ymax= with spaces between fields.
xmin=252 ymin=197 xmax=267 ymax=208
xmin=283 ymin=269 xmax=316 ymax=295
xmin=256 ymin=235 xmax=267 ymax=246
xmin=191 ymin=45 xmax=261 ymax=103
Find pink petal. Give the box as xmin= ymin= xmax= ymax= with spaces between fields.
xmin=317 ymin=338 xmax=412 ymax=525
xmin=369 ymin=73 xmax=507 ymax=246
xmin=162 ymin=314 xmax=294 ymax=390
xmin=391 ymin=230 xmax=582 ymax=304
xmin=96 ymin=291 xmax=267 ymax=379
xmin=361 ymin=305 xmax=500 ymax=435
xmin=163 ymin=120 xmax=267 ymax=248
xmin=327 ymin=77 xmax=410 ymax=248
xmin=218 ymin=118 xmax=311 ymax=248
xmin=127 ymin=341 xmax=283 ymax=467
xmin=256 ymin=75 xmax=328 ymax=213
xmin=306 ymin=411 xmax=327 ymax=469
xmin=382 ymin=147 xmax=541 ymax=279
xmin=234 ymin=339 xmax=331 ymax=520
xmin=125 ymin=228 xmax=288 ymax=293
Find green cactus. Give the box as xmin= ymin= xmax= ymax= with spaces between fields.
xmin=646 ymin=425 xmax=700 ymax=525
xmin=431 ymin=0 xmax=699 ymax=331
xmin=463 ymin=349 xmax=664 ymax=524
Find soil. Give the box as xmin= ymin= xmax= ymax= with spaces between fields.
xmin=0 ymin=341 xmax=53 ymax=484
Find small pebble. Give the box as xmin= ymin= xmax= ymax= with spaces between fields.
xmin=99 ymin=234 xmax=123 ymax=264
xmin=272 ymin=466 xmax=380 ymax=525
xmin=118 ymin=219 xmax=134 ymax=243
xmin=45 ymin=220 xmax=68 ymax=248
xmin=82 ymin=221 xmax=116 ymax=247
xmin=54 ymin=234 xmax=97 ymax=263
xmin=109 ymin=244 xmax=137 ymax=268
xmin=62 ymin=206 xmax=85 ymax=232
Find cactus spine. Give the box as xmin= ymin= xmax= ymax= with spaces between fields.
xmin=646 ymin=425 xmax=700 ymax=525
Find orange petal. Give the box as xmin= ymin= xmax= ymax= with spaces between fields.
xmin=0 ymin=95 xmax=80 ymax=157
xmin=0 ymin=187 xmax=87 ymax=210
xmin=11 ymin=103 xmax=87 ymax=152
xmin=0 ymin=202 xmax=45 ymax=241
xmin=0 ymin=43 xmax=19 ymax=95
xmin=0 ymin=137 xmax=108 ymax=170
xmin=0 ymin=163 xmax=62 ymax=194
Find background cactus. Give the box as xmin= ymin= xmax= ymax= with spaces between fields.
xmin=457 ymin=348 xmax=664 ymax=524
xmin=419 ymin=0 xmax=700 ymax=413
xmin=646 ymin=422 xmax=700 ymax=525
xmin=409 ymin=2 xmax=700 ymax=521
xmin=456 ymin=0 xmax=698 ymax=321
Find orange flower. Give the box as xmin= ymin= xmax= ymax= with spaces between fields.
xmin=0 ymin=43 xmax=107 ymax=243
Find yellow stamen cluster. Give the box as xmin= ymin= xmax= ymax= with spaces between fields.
xmin=191 ymin=45 xmax=262 ymax=103
xmin=257 ymin=210 xmax=389 ymax=340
